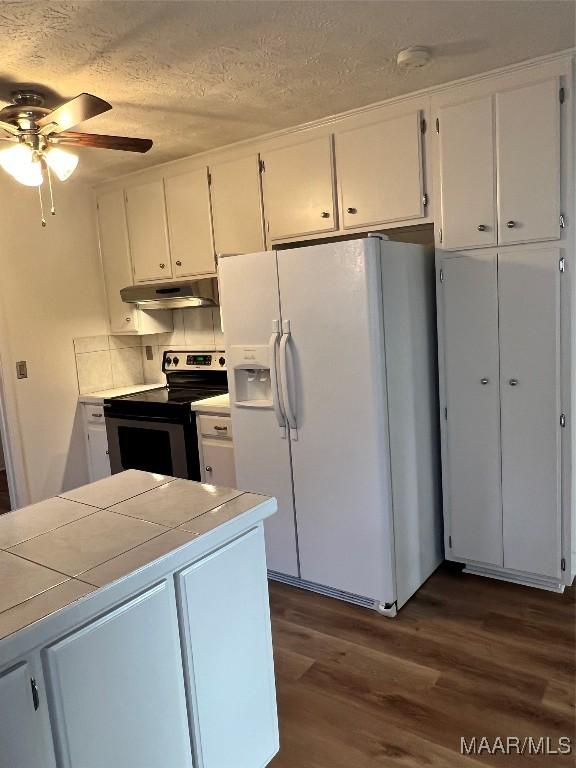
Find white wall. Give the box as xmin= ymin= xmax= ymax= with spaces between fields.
xmin=0 ymin=175 xmax=109 ymax=504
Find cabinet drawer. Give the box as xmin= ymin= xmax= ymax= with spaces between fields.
xmin=198 ymin=415 xmax=232 ymax=439
xmin=85 ymin=405 xmax=105 ymax=424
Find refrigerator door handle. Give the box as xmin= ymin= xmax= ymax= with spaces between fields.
xmin=280 ymin=320 xmax=298 ymax=438
xmin=269 ymin=320 xmax=287 ymax=438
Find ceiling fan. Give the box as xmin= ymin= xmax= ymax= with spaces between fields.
xmin=0 ymin=90 xmax=153 ymax=224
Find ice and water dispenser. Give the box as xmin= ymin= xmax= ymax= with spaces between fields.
xmin=229 ymin=344 xmax=274 ymax=408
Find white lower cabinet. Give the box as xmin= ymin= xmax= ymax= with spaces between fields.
xmin=439 ymin=245 xmax=566 ymax=587
xmin=82 ymin=405 xmax=111 ymax=482
xmin=178 ymin=527 xmax=278 ymax=768
xmin=45 ymin=581 xmax=193 ymax=768
xmin=0 ymin=520 xmax=278 ymax=768
xmin=0 ymin=662 xmax=54 ymax=768
xmin=197 ymin=413 xmax=236 ymax=486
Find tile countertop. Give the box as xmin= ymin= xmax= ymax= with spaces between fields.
xmin=0 ymin=470 xmax=271 ymax=641
xmin=190 ymin=393 xmax=231 ymax=414
xmin=79 ymin=383 xmax=164 ymax=404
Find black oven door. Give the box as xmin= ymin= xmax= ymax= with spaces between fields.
xmin=105 ymin=413 xmax=198 ymax=479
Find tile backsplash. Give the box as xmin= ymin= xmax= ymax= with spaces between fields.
xmin=74 ymin=307 xmax=224 ymax=394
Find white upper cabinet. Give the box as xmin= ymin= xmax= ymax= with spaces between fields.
xmin=437 ymin=96 xmax=497 ymax=250
xmin=164 ymin=168 xmax=216 ymax=277
xmin=96 ymin=189 xmax=172 ymax=335
xmin=496 ymin=78 xmax=560 ymax=245
xmin=210 ymin=155 xmax=265 ymax=255
xmin=96 ymin=189 xmax=139 ymax=333
xmin=336 ymin=110 xmax=425 ymax=229
xmin=436 ymin=75 xmax=562 ymax=250
xmin=261 ymin=136 xmax=337 ymax=241
xmin=125 ymin=179 xmax=172 ymax=282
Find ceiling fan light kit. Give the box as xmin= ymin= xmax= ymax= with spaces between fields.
xmin=0 ymin=89 xmax=153 ymax=226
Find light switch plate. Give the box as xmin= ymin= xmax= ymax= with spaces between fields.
xmin=145 ymin=346 xmax=154 ymax=361
xmin=16 ymin=361 xmax=28 ymax=379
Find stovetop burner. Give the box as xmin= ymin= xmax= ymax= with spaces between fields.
xmin=104 ymin=350 xmax=228 ymax=414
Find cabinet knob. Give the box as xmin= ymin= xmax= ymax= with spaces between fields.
xmin=506 ymin=220 xmax=516 ymax=229
xmin=106 ymin=450 xmax=109 ymax=455
xmin=509 ymin=378 xmax=519 ymax=386
xmin=125 ymin=317 xmax=131 ymax=323
xmin=477 ymin=224 xmax=487 ymax=232
xmin=175 ymin=260 xmax=182 ymax=267
xmin=205 ymin=465 xmax=213 ymax=473
xmin=159 ymin=263 xmax=166 ymax=269
xmin=320 ymin=211 xmax=330 ymax=219
xmin=480 ymin=378 xmax=489 ymax=385
xmin=347 ymin=207 xmax=357 ymax=214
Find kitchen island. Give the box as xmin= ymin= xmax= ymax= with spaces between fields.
xmin=0 ymin=470 xmax=279 ymax=768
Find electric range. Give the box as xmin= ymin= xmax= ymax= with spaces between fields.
xmin=104 ymin=350 xmax=228 ymax=479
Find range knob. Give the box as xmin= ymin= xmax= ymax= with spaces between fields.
xmin=219 ymin=356 xmax=226 ymax=367
xmin=165 ymin=356 xmax=172 ymax=367
xmin=173 ymin=356 xmax=180 ymax=366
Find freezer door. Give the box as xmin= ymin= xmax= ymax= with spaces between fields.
xmin=218 ymin=250 xmax=299 ymax=577
xmin=276 ymin=238 xmax=396 ymax=602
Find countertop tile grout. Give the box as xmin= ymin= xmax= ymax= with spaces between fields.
xmin=6 ymin=523 xmax=172 ymax=578
xmin=0 ymin=575 xmax=73 ymax=617
xmin=57 ymin=476 xmax=177 ymax=510
xmin=0 ymin=508 xmax=102 ymax=551
xmin=107 ymin=489 xmax=248 ymax=527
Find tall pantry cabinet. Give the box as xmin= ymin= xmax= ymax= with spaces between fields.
xmin=434 ymin=58 xmax=574 ymax=592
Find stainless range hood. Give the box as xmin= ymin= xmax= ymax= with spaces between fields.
xmin=121 ymin=278 xmax=219 ymax=310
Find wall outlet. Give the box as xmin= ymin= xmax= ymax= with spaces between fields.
xmin=145 ymin=346 xmax=154 ymax=361
xmin=16 ymin=361 xmax=28 ymax=379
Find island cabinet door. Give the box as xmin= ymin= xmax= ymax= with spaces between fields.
xmin=178 ymin=526 xmax=279 ymax=768
xmin=44 ymin=581 xmax=193 ymax=768
xmin=0 ymin=661 xmax=54 ymax=768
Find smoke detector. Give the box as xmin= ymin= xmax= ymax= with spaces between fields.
xmin=396 ymin=46 xmax=432 ymax=71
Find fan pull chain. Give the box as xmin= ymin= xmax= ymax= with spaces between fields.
xmin=46 ymin=164 xmax=56 ymax=216
xmin=37 ymin=185 xmax=46 ymax=227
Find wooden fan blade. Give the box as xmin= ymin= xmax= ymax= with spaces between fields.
xmin=55 ymin=131 xmax=153 ymax=153
xmin=37 ymin=93 xmax=112 ymax=133
xmin=0 ymin=120 xmax=20 ymax=136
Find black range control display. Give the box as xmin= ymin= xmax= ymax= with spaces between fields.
xmin=187 ymin=354 xmax=212 ymax=366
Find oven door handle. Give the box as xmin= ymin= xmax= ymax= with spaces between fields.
xmin=104 ymin=410 xmax=187 ymax=426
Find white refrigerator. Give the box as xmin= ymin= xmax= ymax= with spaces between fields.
xmin=218 ymin=236 xmax=442 ymax=614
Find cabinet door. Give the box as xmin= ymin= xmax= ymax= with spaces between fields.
xmin=210 ymin=155 xmax=265 ymax=255
xmin=441 ymin=253 xmax=503 ymax=566
xmin=201 ymin=438 xmax=236 ymax=487
xmin=165 ymin=169 xmax=216 ymax=277
xmin=125 ymin=179 xmax=172 ymax=282
xmin=87 ymin=424 xmax=111 ymax=482
xmin=262 ymin=136 xmax=337 ymax=240
xmin=437 ymin=96 xmax=497 ymax=249
xmin=0 ymin=663 xmax=52 ymax=768
xmin=178 ymin=527 xmax=278 ymax=768
xmin=499 ymin=248 xmax=561 ymax=578
xmin=96 ymin=190 xmax=138 ymax=334
xmin=45 ymin=582 xmax=192 ymax=768
xmin=496 ymin=78 xmax=560 ymax=245
xmin=337 ymin=111 xmax=425 ymax=228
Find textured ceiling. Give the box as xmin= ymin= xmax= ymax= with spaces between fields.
xmin=0 ymin=0 xmax=573 ymax=181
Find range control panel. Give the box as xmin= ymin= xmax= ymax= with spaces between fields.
xmin=162 ymin=350 xmax=226 ymax=372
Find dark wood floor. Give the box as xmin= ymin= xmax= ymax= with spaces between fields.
xmin=0 ymin=470 xmax=10 ymax=513
xmin=269 ymin=564 xmax=575 ymax=767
